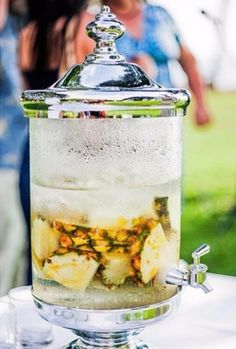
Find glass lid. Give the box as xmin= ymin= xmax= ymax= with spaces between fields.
xmin=20 ymin=6 xmax=190 ymax=119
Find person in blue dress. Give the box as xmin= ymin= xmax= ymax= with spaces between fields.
xmin=0 ymin=0 xmax=27 ymax=295
xmin=115 ymin=3 xmax=182 ymax=88
xmin=0 ymin=0 xmax=27 ymax=171
xmin=75 ymin=0 xmax=212 ymax=126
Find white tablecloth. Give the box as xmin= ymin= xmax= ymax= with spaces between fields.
xmin=4 ymin=274 xmax=236 ymax=349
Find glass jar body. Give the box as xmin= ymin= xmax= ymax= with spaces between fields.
xmin=30 ymin=117 xmax=183 ymax=310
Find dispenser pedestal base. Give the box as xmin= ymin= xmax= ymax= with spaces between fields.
xmin=61 ymin=338 xmax=159 ymax=349
xmin=34 ymin=290 xmax=181 ymax=349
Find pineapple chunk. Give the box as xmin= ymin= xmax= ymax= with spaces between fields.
xmin=43 ymin=252 xmax=98 ymax=291
xmin=62 ymin=223 xmax=77 ymax=233
xmin=32 ymin=252 xmax=52 ymax=280
xmin=116 ymin=230 xmax=128 ymax=243
xmin=92 ymin=239 xmax=111 ymax=253
xmin=106 ymin=229 xmax=117 ymax=240
xmin=78 ymin=245 xmax=94 ymax=252
xmin=154 ymin=197 xmax=173 ymax=239
xmin=130 ymin=240 xmax=141 ymax=256
xmin=102 ymin=252 xmax=131 ymax=286
xmin=59 ymin=235 xmax=73 ymax=248
xmin=32 ymin=217 xmax=60 ymax=261
xmin=140 ymin=223 xmax=169 ymax=284
xmin=32 ymin=251 xmax=43 ymax=274
xmin=72 ymin=237 xmax=90 ymax=246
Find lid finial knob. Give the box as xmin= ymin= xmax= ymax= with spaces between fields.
xmin=85 ymin=5 xmax=126 ymax=63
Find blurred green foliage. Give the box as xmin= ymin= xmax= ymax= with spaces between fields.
xmin=181 ymin=90 xmax=236 ymax=275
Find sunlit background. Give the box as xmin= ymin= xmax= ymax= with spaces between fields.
xmin=152 ymin=0 xmax=236 ymax=90
xmin=148 ymin=0 xmax=236 ymax=273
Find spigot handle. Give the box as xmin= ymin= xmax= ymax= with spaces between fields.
xmin=200 ymin=281 xmax=213 ymax=294
xmin=192 ymin=244 xmax=210 ymax=265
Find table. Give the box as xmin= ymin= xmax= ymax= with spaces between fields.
xmin=4 ymin=274 xmax=236 ymax=349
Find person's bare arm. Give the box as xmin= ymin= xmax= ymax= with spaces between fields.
xmin=179 ymin=45 xmax=211 ymax=126
xmin=75 ymin=11 xmax=95 ymax=64
xmin=18 ymin=26 xmax=31 ymax=89
xmin=0 ymin=0 xmax=9 ymax=30
xmin=133 ymin=53 xmax=158 ymax=80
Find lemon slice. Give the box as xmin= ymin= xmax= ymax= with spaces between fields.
xmin=102 ymin=252 xmax=131 ymax=286
xmin=32 ymin=217 xmax=61 ymax=261
xmin=140 ymin=223 xmax=169 ymax=284
xmin=43 ymin=252 xmax=98 ymax=291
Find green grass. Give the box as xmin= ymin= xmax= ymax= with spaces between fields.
xmin=180 ymin=90 xmax=236 ymax=275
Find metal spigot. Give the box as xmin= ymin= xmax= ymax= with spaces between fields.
xmin=189 ymin=244 xmax=213 ymax=293
xmin=166 ymin=244 xmax=213 ymax=293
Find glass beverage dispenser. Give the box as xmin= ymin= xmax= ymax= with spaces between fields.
xmin=21 ymin=7 xmax=212 ymax=349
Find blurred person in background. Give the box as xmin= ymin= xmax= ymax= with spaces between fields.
xmin=75 ymin=0 xmax=212 ymax=126
xmin=19 ymin=0 xmax=88 ymax=283
xmin=0 ymin=0 xmax=27 ymax=296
